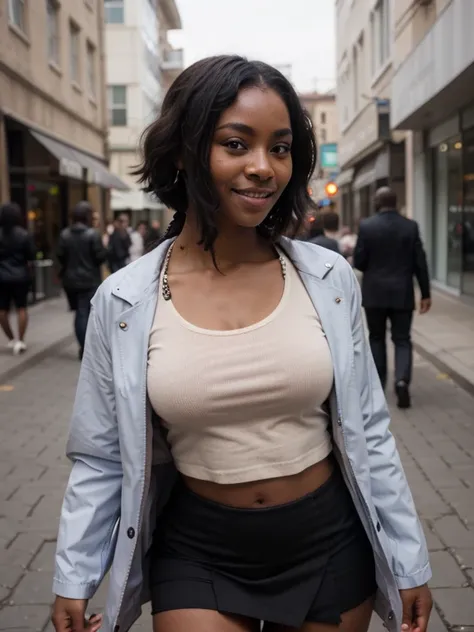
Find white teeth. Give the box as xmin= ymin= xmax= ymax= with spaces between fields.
xmin=237 ymin=191 xmax=271 ymax=199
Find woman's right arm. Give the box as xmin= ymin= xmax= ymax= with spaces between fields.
xmin=53 ymin=298 xmax=122 ymax=621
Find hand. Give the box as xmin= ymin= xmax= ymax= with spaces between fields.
xmin=419 ymin=298 xmax=432 ymax=315
xmin=51 ymin=597 xmax=102 ymax=632
xmin=399 ymin=584 xmax=433 ymax=632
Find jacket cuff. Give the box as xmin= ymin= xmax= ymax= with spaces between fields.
xmin=53 ymin=578 xmax=97 ymax=600
xmin=395 ymin=563 xmax=432 ymax=590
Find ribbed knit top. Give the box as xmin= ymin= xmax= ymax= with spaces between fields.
xmin=147 ymin=250 xmax=334 ymax=484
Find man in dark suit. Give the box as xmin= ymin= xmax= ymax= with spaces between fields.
xmin=353 ymin=187 xmax=431 ymax=408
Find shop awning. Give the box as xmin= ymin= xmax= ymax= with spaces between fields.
xmin=30 ymin=130 xmax=129 ymax=191
xmin=335 ymin=168 xmax=354 ymax=187
xmin=71 ymin=149 xmax=130 ymax=191
xmin=30 ymin=130 xmax=84 ymax=181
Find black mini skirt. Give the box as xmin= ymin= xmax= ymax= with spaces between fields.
xmin=150 ymin=467 xmax=376 ymax=628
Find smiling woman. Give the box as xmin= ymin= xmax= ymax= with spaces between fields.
xmin=52 ymin=55 xmax=432 ymax=632
xmin=133 ymin=55 xmax=317 ymax=256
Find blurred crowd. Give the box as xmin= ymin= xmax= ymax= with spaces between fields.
xmin=304 ymin=211 xmax=357 ymax=265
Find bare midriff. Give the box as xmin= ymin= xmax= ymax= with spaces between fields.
xmin=182 ymin=456 xmax=334 ymax=509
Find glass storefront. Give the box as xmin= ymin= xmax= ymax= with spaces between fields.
xmin=431 ymin=129 xmax=474 ymax=296
xmin=463 ymin=128 xmax=474 ymax=295
xmin=432 ymin=136 xmax=463 ymax=290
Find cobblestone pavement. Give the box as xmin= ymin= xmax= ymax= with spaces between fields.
xmin=0 ymin=346 xmax=473 ymax=631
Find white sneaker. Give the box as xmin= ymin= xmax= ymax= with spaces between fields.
xmin=6 ymin=339 xmax=17 ymax=350
xmin=13 ymin=341 xmax=27 ymax=356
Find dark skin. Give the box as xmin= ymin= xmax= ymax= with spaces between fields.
xmin=52 ymin=88 xmax=432 ymax=632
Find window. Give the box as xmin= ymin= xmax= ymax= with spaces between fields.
xmin=371 ymin=0 xmax=391 ymax=74
xmin=8 ymin=0 xmax=26 ymax=31
xmin=352 ymin=45 xmax=359 ymax=113
xmin=108 ymin=86 xmax=127 ymax=126
xmin=47 ymin=0 xmax=60 ymax=64
xmin=86 ymin=41 xmax=96 ymax=96
xmin=69 ymin=21 xmax=80 ymax=84
xmin=320 ymin=112 xmax=326 ymax=125
xmin=105 ymin=0 xmax=124 ymax=24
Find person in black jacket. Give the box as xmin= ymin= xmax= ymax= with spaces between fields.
xmin=0 ymin=203 xmax=35 ymax=355
xmin=353 ymin=187 xmax=431 ymax=408
xmin=57 ymin=201 xmax=107 ymax=359
xmin=107 ymin=214 xmax=132 ymax=272
xmin=308 ymin=213 xmax=340 ymax=253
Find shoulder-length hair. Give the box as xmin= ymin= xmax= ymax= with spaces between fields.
xmin=133 ymin=55 xmax=317 ymax=251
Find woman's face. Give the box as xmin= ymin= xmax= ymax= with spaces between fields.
xmin=210 ymin=86 xmax=293 ymax=230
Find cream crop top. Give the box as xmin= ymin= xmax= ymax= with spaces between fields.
xmin=147 ymin=250 xmax=334 ymax=484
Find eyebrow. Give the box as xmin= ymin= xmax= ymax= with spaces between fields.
xmin=215 ymin=122 xmax=293 ymax=138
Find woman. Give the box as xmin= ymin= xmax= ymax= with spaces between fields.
xmin=0 ymin=202 xmax=35 ymax=355
xmin=52 ymin=56 xmax=432 ymax=632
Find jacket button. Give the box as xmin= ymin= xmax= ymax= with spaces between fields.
xmin=119 ymin=322 xmax=127 ymax=330
xmin=376 ymin=522 xmax=381 ymax=532
xmin=387 ymin=610 xmax=394 ymax=621
xmin=335 ymin=297 xmax=342 ymax=303
xmin=325 ymin=262 xmax=332 ymax=269
xmin=127 ymin=527 xmax=135 ymax=539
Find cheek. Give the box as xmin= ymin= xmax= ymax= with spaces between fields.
xmin=209 ymin=147 xmax=237 ymax=186
xmin=276 ymin=157 xmax=293 ymax=189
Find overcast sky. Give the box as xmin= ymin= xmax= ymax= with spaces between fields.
xmin=169 ymin=1 xmax=336 ymax=94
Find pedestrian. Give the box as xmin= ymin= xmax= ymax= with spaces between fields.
xmin=322 ymin=210 xmax=341 ymax=242
xmin=0 ymin=202 xmax=35 ymax=355
xmin=52 ymin=56 xmax=432 ymax=632
xmin=353 ymin=186 xmax=431 ymax=409
xmin=144 ymin=218 xmax=162 ymax=252
xmin=308 ymin=213 xmax=340 ymax=252
xmin=57 ymin=201 xmax=107 ymax=360
xmin=338 ymin=225 xmax=357 ymax=264
xmin=107 ymin=213 xmax=131 ymax=272
xmin=129 ymin=220 xmax=149 ymax=262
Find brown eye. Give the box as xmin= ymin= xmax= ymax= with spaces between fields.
xmin=273 ymin=144 xmax=291 ymax=155
xmin=223 ymin=140 xmax=246 ymax=151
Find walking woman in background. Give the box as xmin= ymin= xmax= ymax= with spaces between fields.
xmin=52 ymin=55 xmax=432 ymax=632
xmin=0 ymin=202 xmax=35 ymax=355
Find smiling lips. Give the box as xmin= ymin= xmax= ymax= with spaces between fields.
xmin=232 ymin=188 xmax=276 ymax=199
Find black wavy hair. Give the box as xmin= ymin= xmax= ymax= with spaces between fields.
xmin=133 ymin=55 xmax=317 ymax=252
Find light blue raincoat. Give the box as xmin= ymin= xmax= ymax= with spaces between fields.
xmin=53 ymin=238 xmax=431 ymax=632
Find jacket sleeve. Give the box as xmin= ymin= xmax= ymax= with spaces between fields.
xmin=353 ymin=224 xmax=368 ymax=272
xmin=348 ymin=265 xmax=431 ymax=589
xmin=56 ymin=234 xmax=66 ymax=269
xmin=92 ymin=230 xmax=108 ymax=266
xmin=413 ymin=222 xmax=431 ymax=300
xmin=53 ymin=298 xmax=122 ymax=600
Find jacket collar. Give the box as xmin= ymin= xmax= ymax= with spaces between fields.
xmin=111 ymin=236 xmax=340 ymax=307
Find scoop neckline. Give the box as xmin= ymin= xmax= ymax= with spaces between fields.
xmin=161 ymin=247 xmax=291 ymax=337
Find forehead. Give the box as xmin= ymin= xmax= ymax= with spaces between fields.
xmin=217 ymin=86 xmax=291 ymax=130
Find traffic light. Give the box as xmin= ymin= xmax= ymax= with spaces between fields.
xmin=325 ymin=182 xmax=338 ymax=197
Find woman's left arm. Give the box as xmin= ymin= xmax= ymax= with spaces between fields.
xmin=347 ymin=265 xmax=433 ymax=630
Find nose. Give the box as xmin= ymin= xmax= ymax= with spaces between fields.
xmin=244 ymin=149 xmax=275 ymax=181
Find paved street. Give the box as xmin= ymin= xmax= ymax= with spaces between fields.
xmin=0 ymin=341 xmax=474 ymax=631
